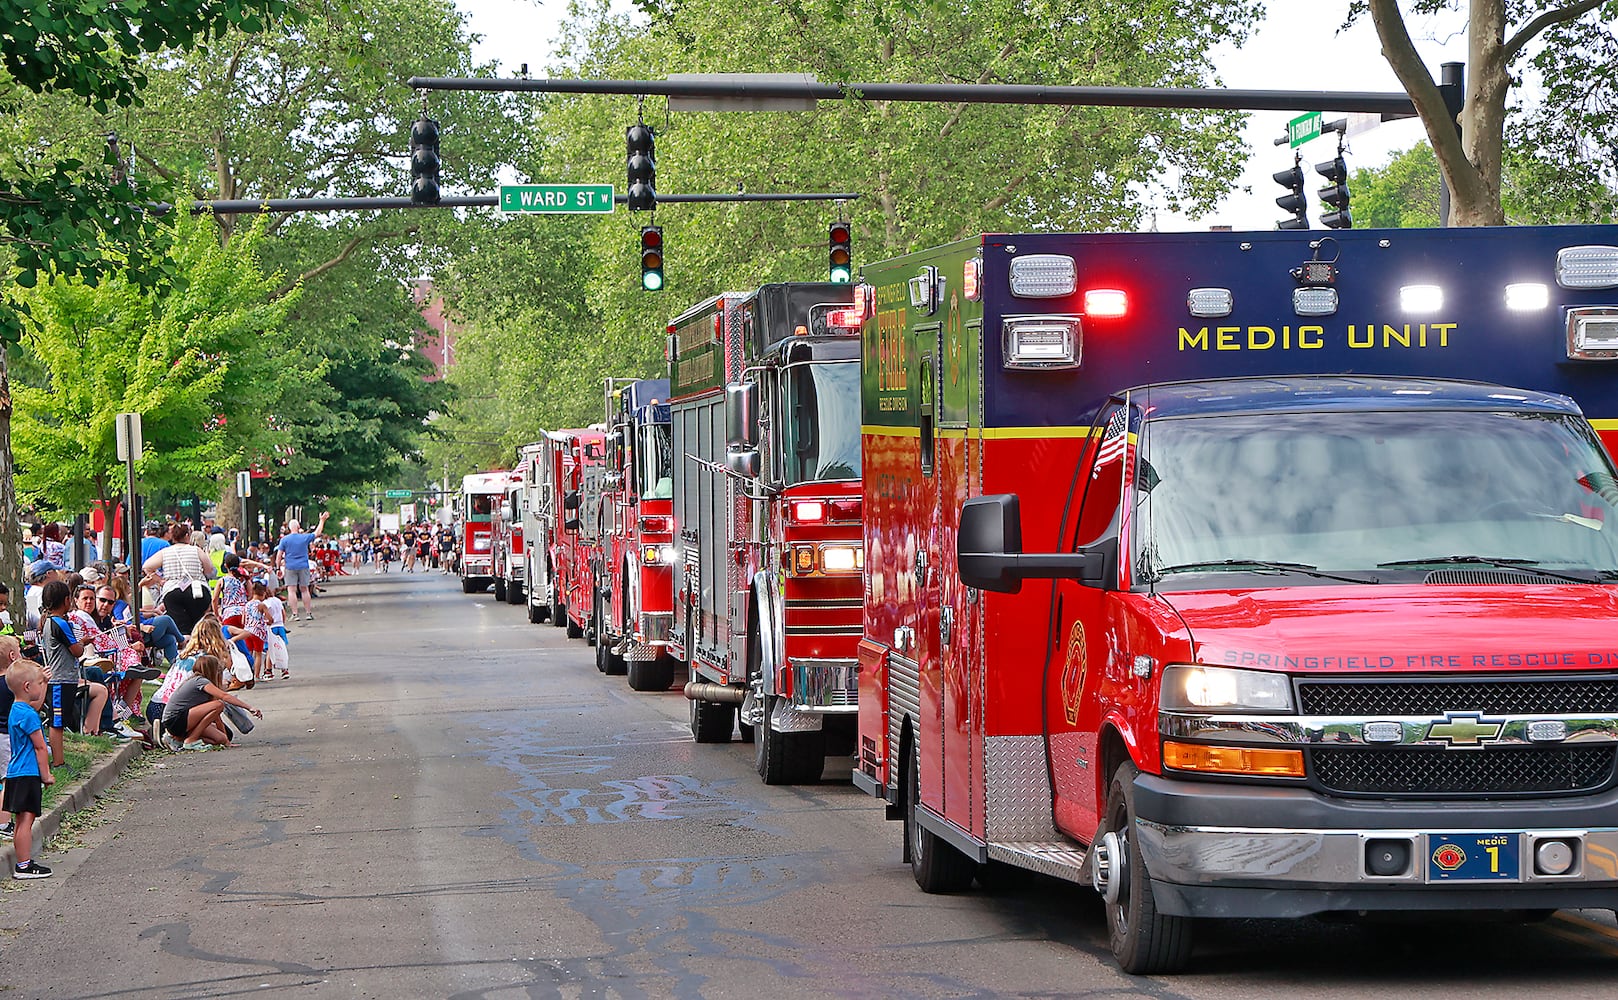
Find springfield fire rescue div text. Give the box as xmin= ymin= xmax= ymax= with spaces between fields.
xmin=1179 ymin=321 xmax=1458 ymax=351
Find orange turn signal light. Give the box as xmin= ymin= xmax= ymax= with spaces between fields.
xmin=1162 ymin=741 xmax=1305 ymax=777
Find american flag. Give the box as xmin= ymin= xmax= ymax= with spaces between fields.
xmin=1094 ymin=409 xmax=1129 ymax=467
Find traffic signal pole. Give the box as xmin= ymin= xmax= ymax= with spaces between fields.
xmin=405 ymin=76 xmax=1419 ymax=117
xmin=161 ymin=191 xmax=861 ymax=216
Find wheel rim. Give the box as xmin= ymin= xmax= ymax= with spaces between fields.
xmin=1109 ymin=821 xmax=1133 ymax=938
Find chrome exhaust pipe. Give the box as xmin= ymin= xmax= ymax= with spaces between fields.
xmin=683 ymin=681 xmax=746 ymax=704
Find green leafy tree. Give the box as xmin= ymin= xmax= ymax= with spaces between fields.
xmin=1350 ymin=142 xmax=1442 ymax=228
xmin=0 ymin=0 xmax=294 ymax=592
xmin=11 ymin=211 xmax=295 ymax=556
xmin=1359 ymin=0 xmax=1615 ymax=225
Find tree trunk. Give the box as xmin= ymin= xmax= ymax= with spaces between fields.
xmin=0 ymin=352 xmax=23 ymax=604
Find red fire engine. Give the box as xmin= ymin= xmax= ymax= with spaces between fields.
xmin=593 ymin=377 xmax=679 ymax=689
xmin=490 ymin=476 xmax=524 ymax=605
xmin=512 ymin=440 xmax=554 ymax=624
xmin=545 ymin=428 xmax=607 ymax=641
xmin=668 ymin=284 xmax=863 ymax=784
xmin=854 ymin=227 xmax=1618 ymax=972
xmin=457 ymin=470 xmax=517 ymax=593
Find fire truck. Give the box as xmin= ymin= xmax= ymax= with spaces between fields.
xmin=594 ymin=377 xmax=679 ymax=689
xmin=544 ymin=428 xmax=608 ymax=641
xmin=490 ymin=476 xmax=525 ymax=604
xmin=853 ymin=227 xmax=1618 ymax=972
xmin=513 ymin=440 xmax=553 ymax=624
xmin=457 ymin=470 xmax=518 ymax=593
xmin=669 ymin=283 xmax=863 ymax=784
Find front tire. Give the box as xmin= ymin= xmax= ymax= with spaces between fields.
xmin=689 ymin=697 xmax=734 ymax=743
xmin=1100 ymin=761 xmax=1194 ymax=975
xmin=507 ymin=579 xmax=524 ymax=605
xmin=493 ymin=575 xmax=507 ymax=602
xmin=905 ymin=743 xmax=977 ymax=892
xmin=460 ymin=578 xmax=478 ymax=594
xmin=627 ymin=654 xmax=673 ymax=692
xmin=527 ymin=599 xmax=548 ymax=624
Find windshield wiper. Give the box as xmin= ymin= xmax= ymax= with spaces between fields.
xmin=1151 ymin=559 xmax=1375 ymax=584
xmin=1376 ymin=555 xmax=1601 ymax=584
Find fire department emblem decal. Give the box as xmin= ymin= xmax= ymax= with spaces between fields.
xmin=1431 ymin=843 xmax=1467 ymax=872
xmin=1060 ymin=620 xmax=1088 ymax=725
xmin=947 ymin=291 xmax=963 ymax=388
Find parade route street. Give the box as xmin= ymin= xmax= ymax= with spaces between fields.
xmin=8 ymin=570 xmax=1618 ymax=998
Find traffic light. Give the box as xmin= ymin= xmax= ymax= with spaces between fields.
xmin=626 ymin=123 xmax=656 ymax=212
xmin=639 ymin=226 xmax=664 ymax=291
xmin=828 ymin=220 xmax=853 ymax=283
xmin=1316 ymin=154 xmax=1352 ymax=229
xmin=409 ymin=117 xmax=441 ymax=205
xmin=1273 ymin=156 xmax=1307 ymax=230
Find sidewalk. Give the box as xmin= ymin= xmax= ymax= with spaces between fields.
xmin=1 ymin=739 xmax=145 ymax=870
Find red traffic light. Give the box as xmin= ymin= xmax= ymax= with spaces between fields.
xmin=829 ymin=222 xmax=851 ymax=245
xmin=641 ymin=227 xmax=663 ymax=250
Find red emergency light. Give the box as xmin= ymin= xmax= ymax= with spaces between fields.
xmin=1083 ymin=288 xmax=1128 ymax=318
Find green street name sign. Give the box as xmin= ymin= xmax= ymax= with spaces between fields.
xmin=499 ymin=183 xmax=615 ymax=214
xmin=385 ymin=489 xmax=414 ymax=498
xmin=1288 ymin=111 xmax=1323 ymax=148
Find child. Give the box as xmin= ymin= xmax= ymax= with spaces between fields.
xmin=256 ymin=581 xmax=290 ymax=681
xmin=161 ymin=654 xmax=262 ymax=750
xmin=0 ymin=635 xmax=19 ymax=835
xmin=38 ymin=580 xmax=87 ymax=767
xmin=5 ymin=661 xmax=55 ymax=878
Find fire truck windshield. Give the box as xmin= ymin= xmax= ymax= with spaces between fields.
xmin=783 ymin=361 xmax=861 ymax=484
xmin=1134 ymin=408 xmax=1618 ymax=588
xmin=467 ymin=493 xmax=495 ymax=516
xmin=640 ymin=423 xmax=673 ymax=499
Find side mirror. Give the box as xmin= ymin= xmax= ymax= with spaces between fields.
xmin=608 ymin=429 xmax=624 ymax=472
xmin=958 ymin=494 xmax=1025 ymax=593
xmin=957 ymin=493 xmax=1107 ymax=593
xmin=726 ymin=382 xmax=759 ymax=449
xmin=563 ymin=491 xmax=580 ymax=511
xmin=726 ymin=449 xmax=761 ymax=478
xmin=564 ymin=516 xmax=581 ymax=531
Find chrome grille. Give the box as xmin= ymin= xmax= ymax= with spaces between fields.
xmin=1297 ymin=676 xmax=1618 ymax=717
xmin=1312 ymin=746 xmax=1616 ymax=797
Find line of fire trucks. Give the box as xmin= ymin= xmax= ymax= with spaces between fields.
xmin=451 ymin=224 xmax=1618 ymax=974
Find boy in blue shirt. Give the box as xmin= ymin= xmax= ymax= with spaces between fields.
xmin=5 ymin=661 xmax=54 ymax=878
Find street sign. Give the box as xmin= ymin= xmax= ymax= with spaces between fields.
xmin=499 ymin=184 xmax=614 ymax=214
xmin=1288 ymin=111 xmax=1323 ymax=148
xmin=385 ymin=489 xmax=413 ymax=498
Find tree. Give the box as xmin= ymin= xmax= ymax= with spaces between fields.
xmin=1361 ymin=0 xmax=1615 ymax=225
xmin=10 ymin=211 xmax=295 ymax=556
xmin=0 ymin=0 xmax=296 ymax=594
xmin=1350 ymin=142 xmax=1442 ymax=228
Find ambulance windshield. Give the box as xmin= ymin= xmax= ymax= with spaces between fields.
xmin=784 ymin=361 xmax=862 ymax=484
xmin=640 ymin=423 xmax=673 ymax=499
xmin=1134 ymin=408 xmax=1618 ymax=588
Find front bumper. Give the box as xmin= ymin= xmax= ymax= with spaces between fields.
xmin=1132 ymin=771 xmax=1618 ymax=918
xmin=787 ymin=657 xmax=858 ymax=713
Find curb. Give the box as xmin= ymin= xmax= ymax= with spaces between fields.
xmin=1 ymin=738 xmax=146 ymax=870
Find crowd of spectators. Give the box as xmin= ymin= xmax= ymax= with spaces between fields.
xmin=2 ymin=512 xmax=330 ymax=880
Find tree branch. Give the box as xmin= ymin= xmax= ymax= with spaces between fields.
xmin=273 ymin=226 xmax=418 ymax=300
xmin=1503 ymin=0 xmax=1605 ymax=63
xmin=940 ymin=40 xmax=1017 ymax=139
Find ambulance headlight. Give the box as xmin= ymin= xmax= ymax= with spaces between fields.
xmin=1567 ymin=307 xmax=1618 ymax=360
xmin=1009 ymin=254 xmax=1077 ymax=297
xmin=1002 ymin=316 xmax=1081 ymax=370
xmin=1557 ymin=245 xmax=1618 ymax=290
xmin=1292 ymin=286 xmax=1338 ymax=317
xmin=1400 ymin=284 xmax=1444 ymax=313
xmin=1505 ymin=282 xmax=1549 ymax=311
xmin=1187 ymin=287 xmax=1234 ymax=318
xmin=1161 ymin=665 xmax=1294 ymax=713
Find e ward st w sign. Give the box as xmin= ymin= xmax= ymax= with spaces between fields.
xmin=500 ymin=184 xmax=614 ymax=214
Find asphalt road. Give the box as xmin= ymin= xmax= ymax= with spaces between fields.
xmin=6 ymin=570 xmax=1618 ymax=998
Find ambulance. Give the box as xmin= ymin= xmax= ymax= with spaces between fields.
xmin=457 ymin=470 xmax=518 ymax=593
xmin=853 ymin=227 xmax=1618 ymax=972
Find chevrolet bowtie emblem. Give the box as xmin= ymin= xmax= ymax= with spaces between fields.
xmin=1427 ymin=713 xmax=1503 ymax=747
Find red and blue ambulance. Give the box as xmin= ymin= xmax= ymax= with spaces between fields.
xmin=853 ymin=227 xmax=1618 ymax=972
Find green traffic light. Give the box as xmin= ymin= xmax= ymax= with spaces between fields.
xmin=830 ymin=266 xmax=852 ymax=284
xmin=642 ymin=270 xmax=664 ymax=291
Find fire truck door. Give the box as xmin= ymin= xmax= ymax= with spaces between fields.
xmin=936 ymin=296 xmax=977 ymax=835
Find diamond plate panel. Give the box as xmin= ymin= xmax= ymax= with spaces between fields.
xmin=985 ymin=735 xmax=1059 ymax=842
xmin=986 ymin=842 xmax=1090 ymax=884
xmin=887 ymin=652 xmax=921 ymax=793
